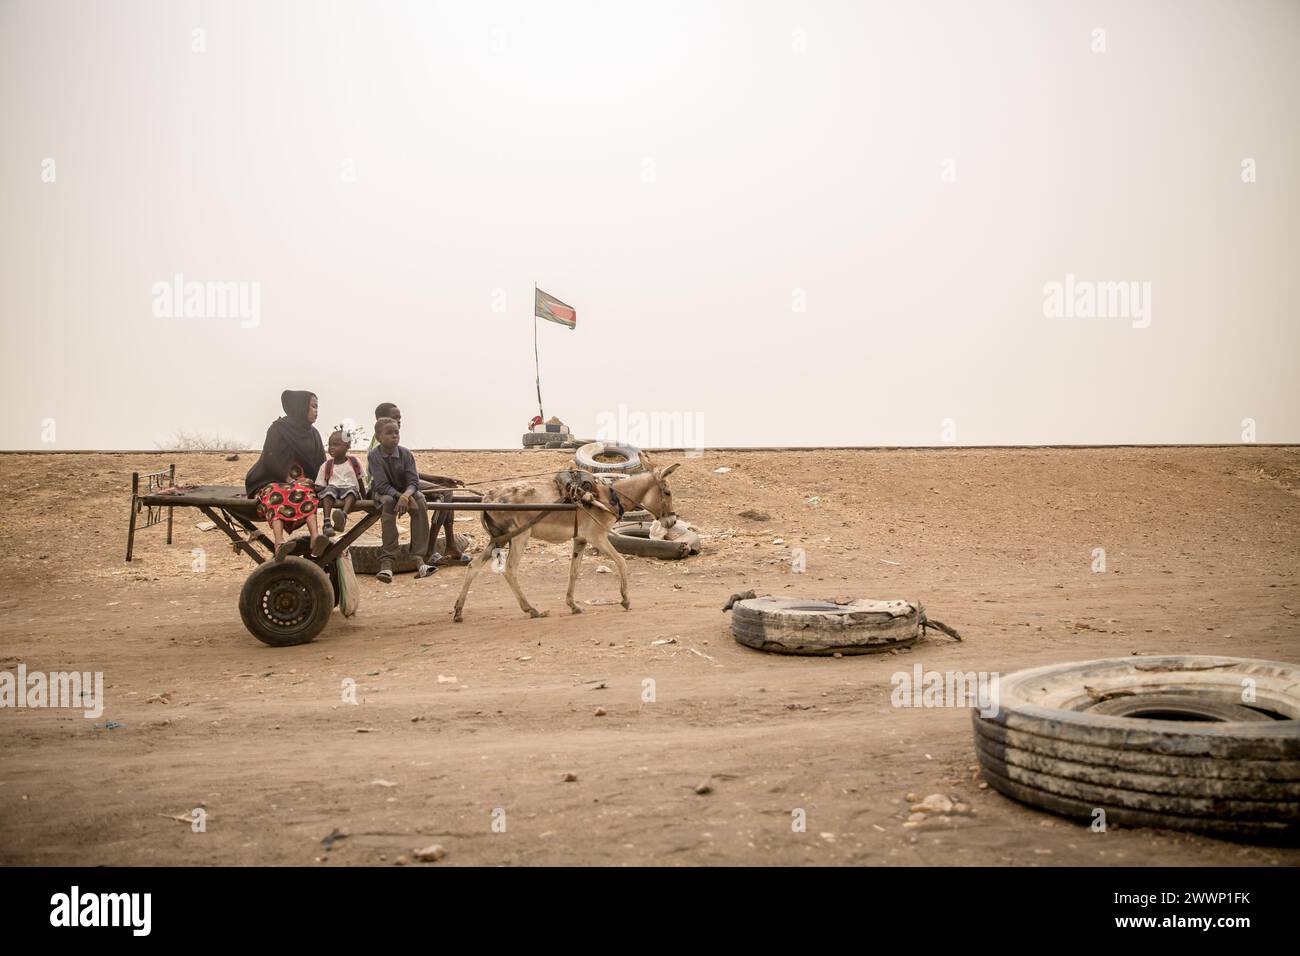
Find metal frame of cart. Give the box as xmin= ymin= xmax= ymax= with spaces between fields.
xmin=126 ymin=467 xmax=575 ymax=647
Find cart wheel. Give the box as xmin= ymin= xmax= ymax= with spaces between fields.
xmin=239 ymin=557 xmax=334 ymax=647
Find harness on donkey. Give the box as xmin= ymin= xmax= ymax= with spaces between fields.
xmin=481 ymin=469 xmax=628 ymax=549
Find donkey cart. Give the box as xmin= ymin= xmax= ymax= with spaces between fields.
xmin=125 ymin=466 xmax=576 ymax=647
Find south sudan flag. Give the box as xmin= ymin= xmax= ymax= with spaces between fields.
xmin=535 ymin=287 xmax=576 ymax=329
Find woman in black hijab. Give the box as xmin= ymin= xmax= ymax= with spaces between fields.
xmin=245 ymin=390 xmax=328 ymax=558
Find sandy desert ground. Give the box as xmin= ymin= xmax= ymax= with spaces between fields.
xmin=0 ymin=446 xmax=1297 ymax=866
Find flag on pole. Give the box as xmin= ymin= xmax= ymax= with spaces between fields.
xmin=535 ymin=287 xmax=577 ymax=329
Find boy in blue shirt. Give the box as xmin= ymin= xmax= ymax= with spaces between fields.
xmin=366 ymin=417 xmax=433 ymax=583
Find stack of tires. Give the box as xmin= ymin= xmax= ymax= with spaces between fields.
xmin=973 ymin=656 xmax=1300 ymax=842
xmin=523 ymin=419 xmax=577 ymax=449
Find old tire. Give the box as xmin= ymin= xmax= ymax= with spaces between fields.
xmin=349 ymin=534 xmax=469 ymax=575
xmin=730 ymin=597 xmax=920 ymax=655
xmin=608 ymin=523 xmax=690 ymax=560
xmin=575 ymin=441 xmax=641 ymax=474
xmin=239 ymin=557 xmax=334 ymax=647
xmin=974 ymin=656 xmax=1300 ymax=842
xmin=614 ymin=519 xmax=701 ymax=555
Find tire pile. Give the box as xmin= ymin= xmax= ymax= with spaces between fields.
xmin=523 ymin=417 xmax=579 ymax=449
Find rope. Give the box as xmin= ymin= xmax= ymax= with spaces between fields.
xmin=460 ymin=470 xmax=562 ymax=487
xmin=470 ymin=468 xmax=648 ymax=548
xmin=921 ymin=618 xmax=962 ymax=641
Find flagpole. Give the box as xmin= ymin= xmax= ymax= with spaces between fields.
xmin=533 ymin=282 xmax=544 ymax=420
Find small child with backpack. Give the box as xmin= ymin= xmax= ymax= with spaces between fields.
xmin=315 ymin=429 xmax=367 ymax=538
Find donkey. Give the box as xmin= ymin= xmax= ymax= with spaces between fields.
xmin=452 ymin=461 xmax=681 ymax=622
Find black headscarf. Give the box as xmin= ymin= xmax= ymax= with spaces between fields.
xmin=244 ymin=390 xmax=326 ymax=496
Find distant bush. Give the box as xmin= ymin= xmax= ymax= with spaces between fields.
xmin=157 ymin=430 xmax=248 ymax=451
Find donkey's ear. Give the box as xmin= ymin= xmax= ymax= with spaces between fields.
xmin=661 ymin=462 xmax=680 ymax=477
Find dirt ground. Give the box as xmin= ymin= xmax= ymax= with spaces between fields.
xmin=1 ymin=447 xmax=1297 ymax=866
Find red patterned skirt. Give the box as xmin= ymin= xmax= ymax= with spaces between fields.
xmin=255 ymin=480 xmax=319 ymax=531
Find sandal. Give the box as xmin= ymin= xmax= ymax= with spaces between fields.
xmin=437 ymin=552 xmax=472 ymax=567
xmin=310 ymin=534 xmax=330 ymax=557
xmin=415 ymin=563 xmax=437 ymax=579
xmin=375 ymin=568 xmax=393 ymax=584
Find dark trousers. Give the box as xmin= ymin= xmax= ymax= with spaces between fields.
xmin=424 ymin=487 xmax=456 ymax=558
xmin=375 ymin=492 xmax=429 ymax=565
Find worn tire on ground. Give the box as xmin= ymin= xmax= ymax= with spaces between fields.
xmin=238 ymin=557 xmax=334 ymax=647
xmin=730 ymin=597 xmax=920 ymax=655
xmin=575 ymin=441 xmax=642 ymax=474
xmin=608 ymin=523 xmax=690 ymax=560
xmin=973 ymin=656 xmax=1300 ymax=842
xmin=613 ymin=518 xmax=701 ymax=555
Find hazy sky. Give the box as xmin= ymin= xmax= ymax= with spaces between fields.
xmin=2 ymin=0 xmax=1297 ymax=449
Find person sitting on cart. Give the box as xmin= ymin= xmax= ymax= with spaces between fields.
xmin=244 ymin=389 xmax=328 ymax=560
xmin=366 ymin=402 xmax=401 ymax=473
xmin=368 ymin=400 xmax=467 ymax=566
xmin=315 ymin=429 xmax=366 ymax=538
xmin=367 ymin=416 xmax=435 ymax=583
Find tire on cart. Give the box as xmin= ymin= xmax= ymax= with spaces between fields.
xmin=239 ymin=556 xmax=334 ymax=647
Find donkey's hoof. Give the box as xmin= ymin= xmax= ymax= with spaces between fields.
xmin=527 ymin=608 xmax=549 ymax=619
xmin=453 ymin=612 xmax=463 ymax=623
xmin=621 ymin=599 xmax=631 ymax=610
xmin=569 ymin=605 xmax=583 ymax=615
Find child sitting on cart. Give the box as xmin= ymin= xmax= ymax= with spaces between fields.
xmin=367 ymin=417 xmax=435 ymax=583
xmin=315 ymin=429 xmax=366 ymax=538
xmin=367 ymin=400 xmax=467 ymax=566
